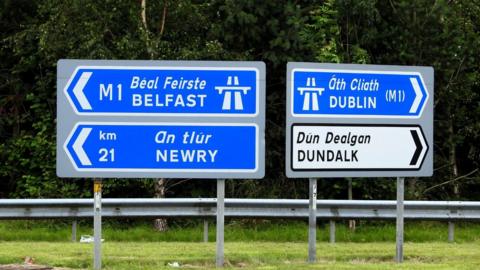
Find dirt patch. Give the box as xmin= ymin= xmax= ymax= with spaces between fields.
xmin=0 ymin=265 xmax=52 ymax=270
xmin=0 ymin=265 xmax=73 ymax=270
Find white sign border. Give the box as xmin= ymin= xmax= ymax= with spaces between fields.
xmin=290 ymin=68 xmax=429 ymax=119
xmin=64 ymin=122 xmax=260 ymax=173
xmin=64 ymin=66 xmax=260 ymax=118
xmin=289 ymin=123 xmax=429 ymax=172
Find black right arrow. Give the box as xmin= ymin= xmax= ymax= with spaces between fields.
xmin=410 ymin=130 xmax=422 ymax=166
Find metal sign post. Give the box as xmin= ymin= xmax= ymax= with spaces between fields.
xmin=286 ymin=62 xmax=433 ymax=263
xmin=216 ymin=179 xmax=225 ymax=267
xmin=308 ymin=178 xmax=317 ymax=263
xmin=396 ymin=177 xmax=404 ymax=263
xmin=93 ymin=179 xmax=102 ymax=270
xmin=57 ymin=60 xmax=265 ymax=268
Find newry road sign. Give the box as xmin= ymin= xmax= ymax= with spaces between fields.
xmin=64 ymin=123 xmax=259 ymax=172
xmin=286 ymin=63 xmax=433 ymax=178
xmin=57 ymin=60 xmax=265 ymax=179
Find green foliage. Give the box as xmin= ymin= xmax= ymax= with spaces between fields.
xmin=0 ymin=0 xmax=479 ymax=200
xmin=302 ymin=0 xmax=342 ymax=63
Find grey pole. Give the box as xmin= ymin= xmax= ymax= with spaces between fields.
xmin=216 ymin=179 xmax=225 ymax=267
xmin=94 ymin=180 xmax=102 ymax=270
xmin=71 ymin=219 xmax=77 ymax=242
xmin=308 ymin=178 xmax=317 ymax=263
xmin=448 ymin=221 xmax=455 ymax=242
xmin=395 ymin=177 xmax=404 ymax=263
xmin=329 ymin=220 xmax=336 ymax=244
xmin=348 ymin=179 xmax=355 ymax=231
xmin=204 ymin=219 xmax=209 ymax=243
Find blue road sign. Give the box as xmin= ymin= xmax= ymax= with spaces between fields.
xmin=64 ymin=123 xmax=258 ymax=172
xmin=64 ymin=67 xmax=259 ymax=115
xmin=291 ymin=69 xmax=428 ymax=118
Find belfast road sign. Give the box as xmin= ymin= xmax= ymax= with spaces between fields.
xmin=286 ymin=63 xmax=434 ymax=178
xmin=57 ymin=60 xmax=265 ymax=179
xmin=64 ymin=66 xmax=259 ymax=116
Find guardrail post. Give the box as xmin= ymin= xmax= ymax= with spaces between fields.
xmin=94 ymin=179 xmax=102 ymax=270
xmin=204 ymin=219 xmax=209 ymax=243
xmin=308 ymin=178 xmax=317 ymax=263
xmin=448 ymin=221 xmax=454 ymax=242
xmin=329 ymin=220 xmax=335 ymax=244
xmin=395 ymin=177 xmax=404 ymax=263
xmin=71 ymin=219 xmax=77 ymax=242
xmin=216 ymin=179 xmax=225 ymax=267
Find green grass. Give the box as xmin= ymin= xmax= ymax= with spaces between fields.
xmin=1 ymin=221 xmax=480 ymax=269
xmin=1 ymin=220 xmax=480 ymax=243
xmin=0 ymin=241 xmax=479 ymax=269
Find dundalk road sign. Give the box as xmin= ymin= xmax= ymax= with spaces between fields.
xmin=57 ymin=60 xmax=265 ymax=179
xmin=286 ymin=63 xmax=434 ymax=178
xmin=291 ymin=124 xmax=428 ymax=171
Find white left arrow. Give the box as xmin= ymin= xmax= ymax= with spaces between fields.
xmin=73 ymin=127 xmax=92 ymax=166
xmin=73 ymin=72 xmax=93 ymax=110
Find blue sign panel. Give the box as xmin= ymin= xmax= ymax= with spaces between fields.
xmin=292 ymin=69 xmax=428 ymax=117
xmin=64 ymin=123 xmax=258 ymax=171
xmin=65 ymin=67 xmax=258 ymax=115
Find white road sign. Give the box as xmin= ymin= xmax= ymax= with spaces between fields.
xmin=291 ymin=124 xmax=428 ymax=171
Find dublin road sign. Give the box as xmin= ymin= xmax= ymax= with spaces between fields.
xmin=286 ymin=63 xmax=433 ymax=178
xmin=291 ymin=69 xmax=428 ymax=118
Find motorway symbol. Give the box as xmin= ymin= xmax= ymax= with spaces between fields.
xmin=64 ymin=123 xmax=259 ymax=172
xmin=64 ymin=67 xmax=259 ymax=115
xmin=57 ymin=60 xmax=266 ymax=179
xmin=291 ymin=69 xmax=429 ymax=118
xmin=215 ymin=76 xmax=252 ymax=110
xmin=291 ymin=124 xmax=428 ymax=171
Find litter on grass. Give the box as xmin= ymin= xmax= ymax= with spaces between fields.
xmin=79 ymin=235 xmax=104 ymax=243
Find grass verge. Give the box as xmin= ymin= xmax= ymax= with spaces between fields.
xmin=0 ymin=241 xmax=479 ymax=269
xmin=1 ymin=220 xmax=480 ymax=243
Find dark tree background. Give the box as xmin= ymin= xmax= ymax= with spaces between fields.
xmin=1 ymin=0 xmax=479 ymax=201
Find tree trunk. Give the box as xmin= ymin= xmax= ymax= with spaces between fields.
xmin=449 ymin=119 xmax=459 ymax=198
xmin=154 ymin=178 xmax=168 ymax=231
xmin=408 ymin=177 xmax=418 ymax=199
xmin=140 ymin=0 xmax=166 ymax=232
xmin=141 ymin=0 xmax=147 ymax=29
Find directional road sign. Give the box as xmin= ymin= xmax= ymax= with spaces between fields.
xmin=65 ymin=123 xmax=259 ymax=172
xmin=64 ymin=66 xmax=259 ymax=116
xmin=291 ymin=124 xmax=428 ymax=171
xmin=57 ymin=60 xmax=265 ymax=178
xmin=291 ymin=69 xmax=428 ymax=118
xmin=286 ymin=63 xmax=433 ymax=178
